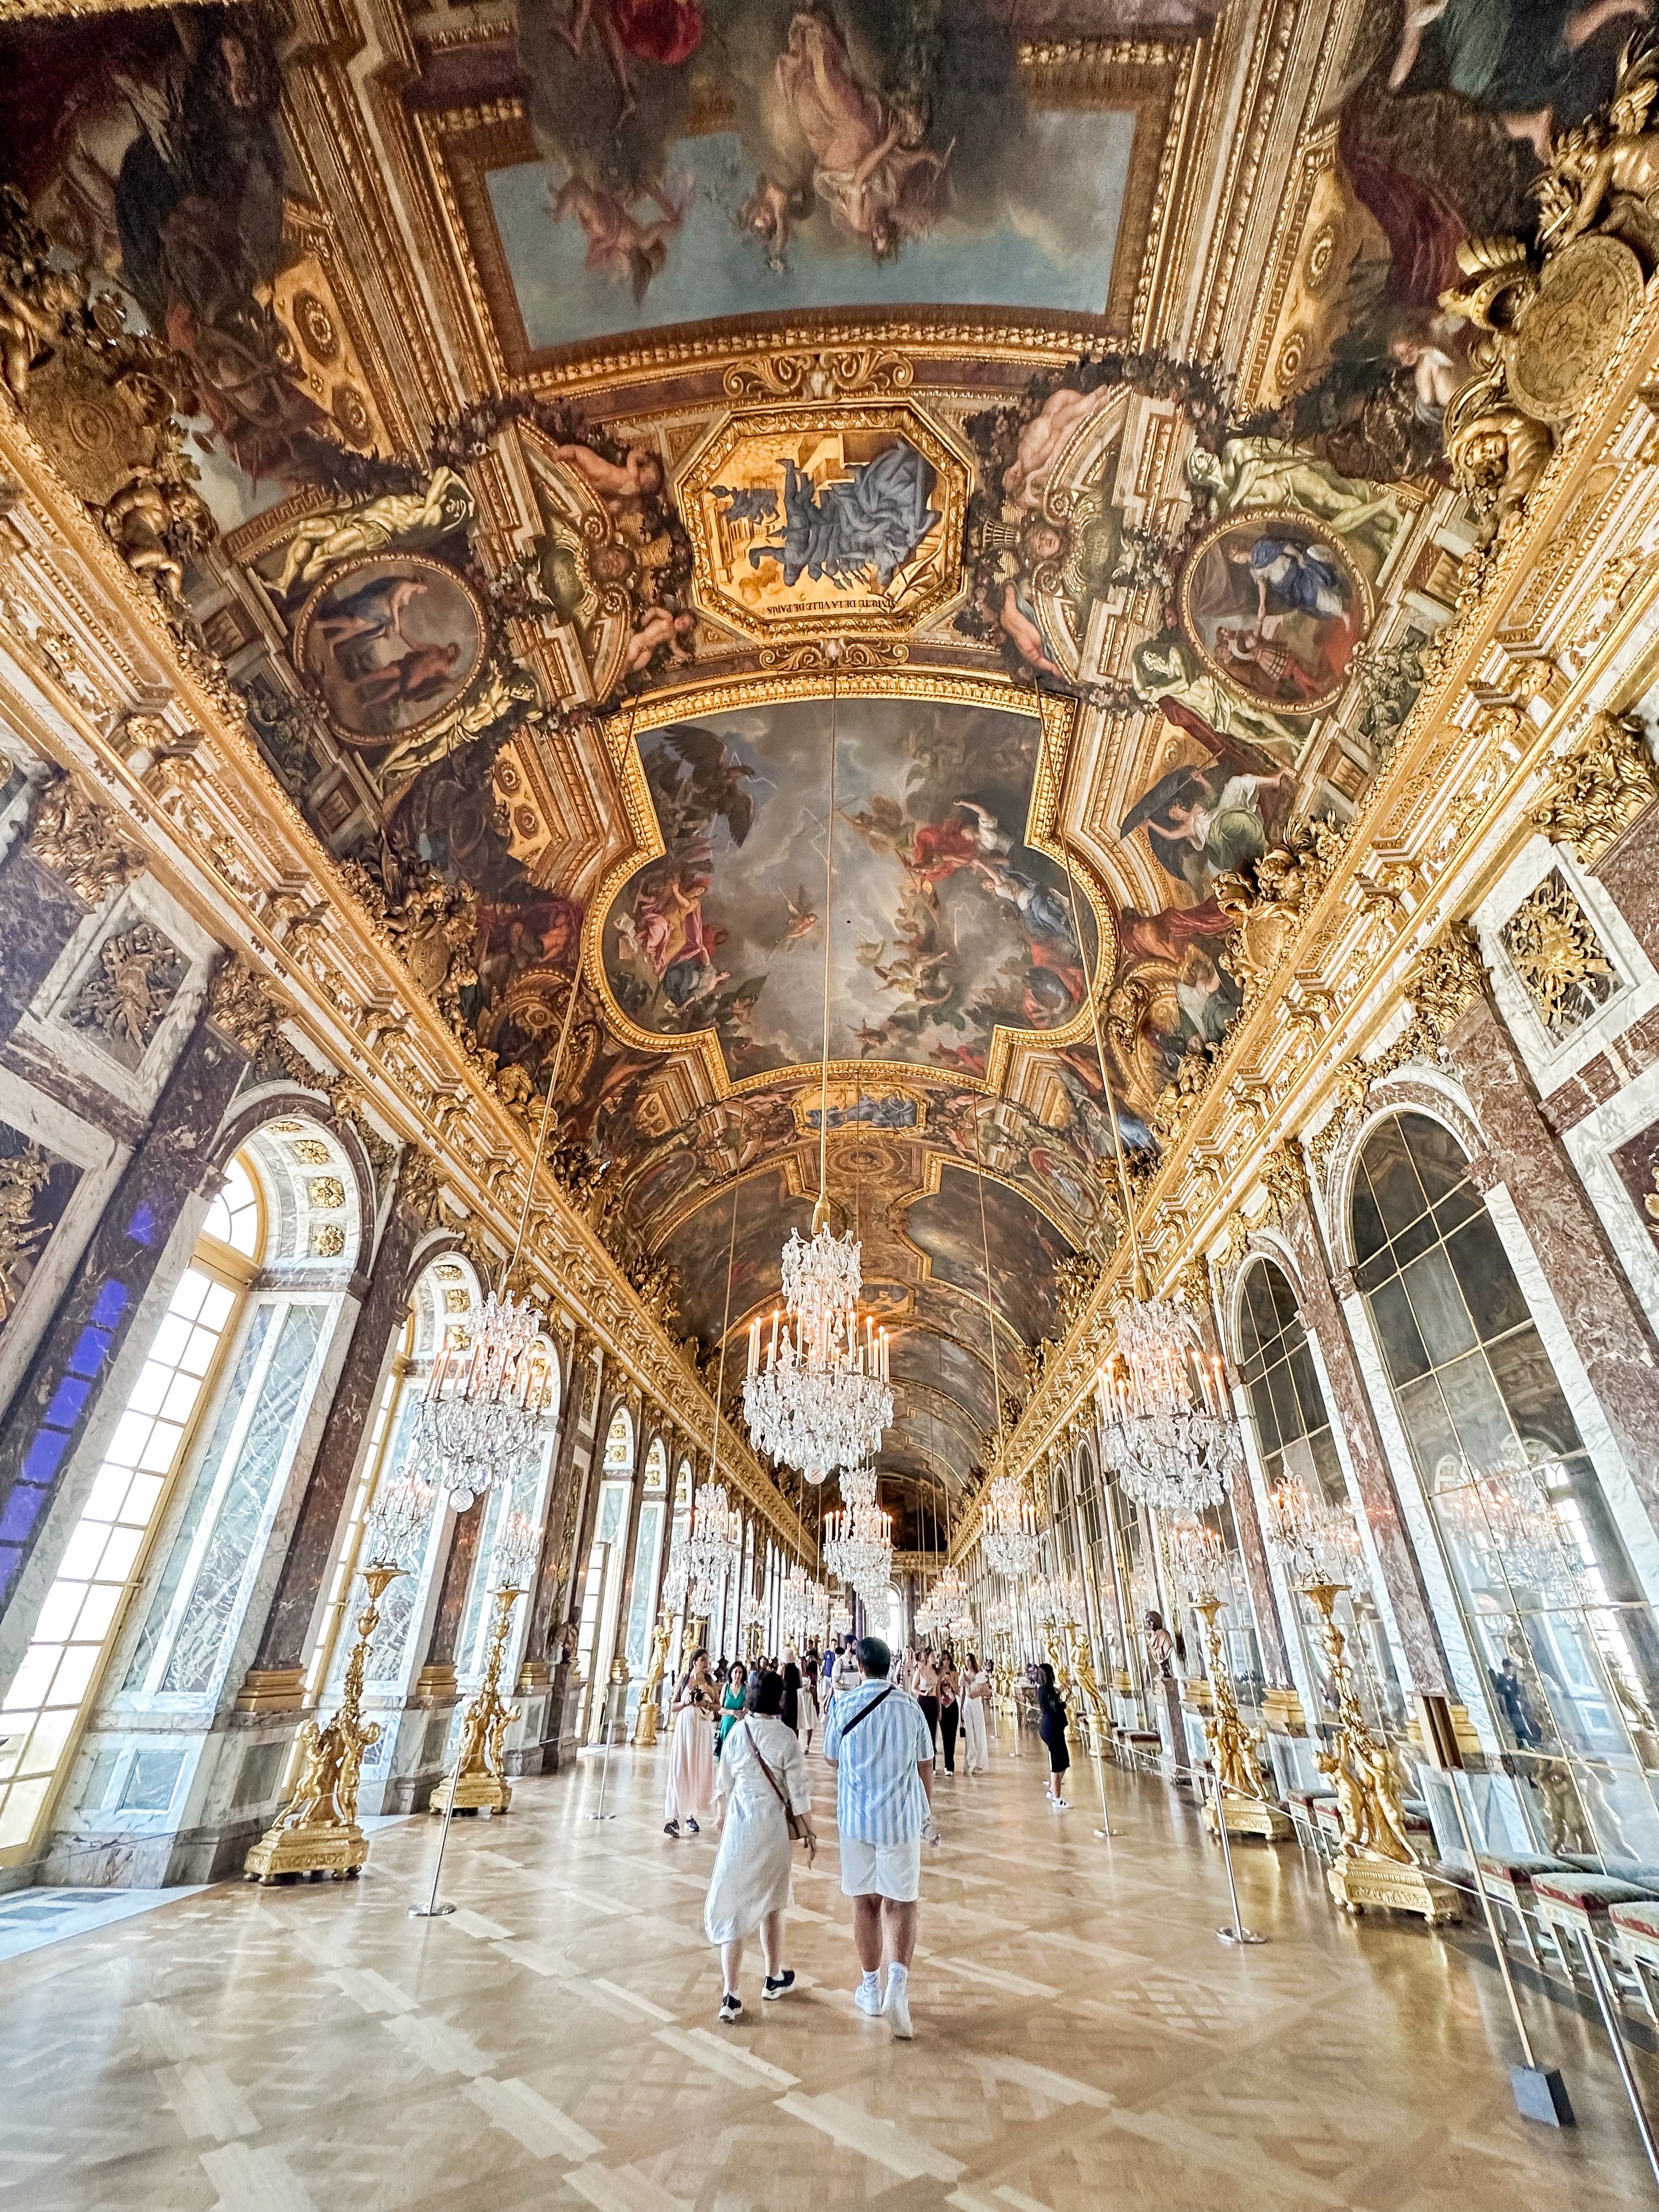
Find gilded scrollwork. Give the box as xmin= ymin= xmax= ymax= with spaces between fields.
xmin=1532 ymin=708 xmax=1659 ymax=859
xmin=25 ymin=776 xmax=144 ymax=909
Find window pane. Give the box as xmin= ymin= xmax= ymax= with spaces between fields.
xmin=1446 ymin=1214 xmax=1531 ymax=1341
xmin=1349 ymin=1166 xmax=1389 ymax=1266
xmin=1486 ymin=1328 xmax=1585 ymax=1462
xmin=1369 ymin=1277 xmax=1432 ymax=1386
xmin=1400 ymin=1249 xmax=1477 ymax=1367
xmin=1365 ymin=1120 xmax=1429 ymax=1240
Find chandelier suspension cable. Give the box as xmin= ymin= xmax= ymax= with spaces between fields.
xmin=972 ymin=1094 xmax=1005 ymax=1443
xmin=710 ymin=1171 xmax=741 ymax=1489
xmin=816 ymin=675 xmax=838 ymax=1231
xmin=503 ymin=967 xmax=577 ymax=1294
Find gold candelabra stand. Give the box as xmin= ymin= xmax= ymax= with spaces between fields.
xmin=633 ymin=1613 xmax=672 ymax=1747
xmin=433 ymin=1584 xmax=524 ymax=1817
xmin=246 ymin=1562 xmax=400 ymax=1883
xmin=1302 ymin=1579 xmax=1458 ymax=1924
xmin=1190 ymin=1594 xmax=1290 ymax=1841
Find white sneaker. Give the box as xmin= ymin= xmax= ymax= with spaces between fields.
xmin=887 ymin=1973 xmax=913 ymax=2040
xmin=854 ymin=1978 xmax=886 ymax=2017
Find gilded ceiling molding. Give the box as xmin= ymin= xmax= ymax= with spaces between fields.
xmin=0 ymin=413 xmax=807 ymax=1556
xmin=1531 ymin=708 xmax=1659 ymax=862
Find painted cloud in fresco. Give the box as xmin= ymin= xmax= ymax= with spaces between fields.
xmin=602 ymin=696 xmax=1100 ymax=1082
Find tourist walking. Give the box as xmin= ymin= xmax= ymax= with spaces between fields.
xmin=664 ymin=1650 xmax=718 ymax=1836
xmin=717 ymin=1660 xmax=748 ymax=1752
xmin=798 ymin=1658 xmax=820 ymax=1751
xmin=961 ymin=1652 xmax=991 ymax=1774
xmin=821 ymin=1635 xmax=935 ymax=2040
xmin=912 ymin=1647 xmax=940 ymax=1760
xmin=938 ymin=1654 xmax=961 ymax=1776
xmin=706 ymin=1669 xmax=818 ymax=2024
xmin=1036 ymin=1662 xmax=1070 ymax=1809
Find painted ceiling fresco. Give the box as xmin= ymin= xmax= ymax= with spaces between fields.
xmin=3 ymin=0 xmax=1610 ymax=1531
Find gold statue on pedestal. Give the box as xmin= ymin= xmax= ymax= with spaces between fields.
xmin=432 ymin=1585 xmax=524 ymax=1816
xmin=245 ymin=1562 xmax=399 ymax=1883
xmin=1301 ymin=1581 xmax=1459 ymax=1925
xmin=1066 ymin=1624 xmax=1112 ymax=1756
xmin=633 ymin=1615 xmax=672 ymax=1747
xmin=1193 ymin=1594 xmax=1290 ymax=1841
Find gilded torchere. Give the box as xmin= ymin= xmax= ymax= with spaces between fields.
xmin=245 ymin=1562 xmax=400 ymax=1883
xmin=1191 ymin=1594 xmax=1290 ymax=1842
xmin=1303 ymin=1581 xmax=1459 ymax=1926
xmin=433 ymin=1584 xmax=524 ymax=1816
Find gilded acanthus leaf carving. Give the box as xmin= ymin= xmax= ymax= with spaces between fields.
xmin=1260 ymin=1141 xmax=1310 ymax=1225
xmin=1404 ymin=922 xmax=1487 ymax=1042
xmin=25 ymin=775 xmax=144 ymax=908
xmin=205 ymin=957 xmax=286 ymax=1056
xmin=1531 ymin=709 xmax=1659 ymax=859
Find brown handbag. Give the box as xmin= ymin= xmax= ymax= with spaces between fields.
xmin=744 ymin=1722 xmax=808 ymax=1842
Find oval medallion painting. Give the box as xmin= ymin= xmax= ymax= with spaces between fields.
xmin=295 ymin=554 xmax=485 ymax=743
xmin=1178 ymin=510 xmax=1373 ymax=717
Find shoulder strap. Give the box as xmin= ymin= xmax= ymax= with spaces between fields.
xmin=839 ymin=1684 xmax=894 ymax=1737
xmin=743 ymin=1721 xmax=789 ymax=1808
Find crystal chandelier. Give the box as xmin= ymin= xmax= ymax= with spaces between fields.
xmin=492 ymin=1507 xmax=540 ymax=1593
xmin=742 ymin=1591 xmax=767 ymax=1637
xmin=743 ymin=1221 xmax=892 ymax=1481
xmin=1435 ymin=1451 xmax=1587 ymax=1607
xmin=1166 ymin=1518 xmax=1232 ymax=1605
xmin=828 ymin=1598 xmax=854 ymax=1640
xmin=1028 ymin=1572 xmax=1085 ymax=1628
xmin=683 ymin=1480 xmax=742 ymax=1593
xmin=986 ymin=1596 xmax=1015 ymax=1641
xmin=823 ymin=1462 xmax=894 ymax=1606
xmin=1097 ymin=1293 xmax=1240 ymax=1517
xmin=1263 ymin=1476 xmax=1364 ymax=1588
xmin=780 ymin=1562 xmax=831 ymax=1646
xmin=414 ymin=1291 xmax=556 ymax=1513
xmin=364 ymin=1458 xmax=435 ymax=1569
xmin=982 ymin=1471 xmax=1042 ymax=1579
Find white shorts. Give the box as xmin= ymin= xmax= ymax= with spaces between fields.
xmin=839 ymin=1833 xmax=922 ymax=1903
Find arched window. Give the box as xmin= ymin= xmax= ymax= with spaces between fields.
xmin=624 ymin=1438 xmax=669 ymax=1678
xmin=0 ymin=1120 xmax=351 ymax=1862
xmin=1238 ymin=1254 xmax=1395 ymax=1724
xmin=1352 ymin=1108 xmax=1659 ymax=1861
xmin=575 ymin=1408 xmax=636 ymax=1741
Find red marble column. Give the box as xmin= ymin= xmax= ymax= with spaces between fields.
xmin=1279 ymin=1198 xmax=1453 ymax=1697
xmin=1448 ymin=989 xmax=1659 ymax=1534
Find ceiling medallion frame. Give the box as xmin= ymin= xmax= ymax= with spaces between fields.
xmin=676 ymin=401 xmax=973 ymax=646
xmin=580 ymin=676 xmax=1117 ymax=1104
xmin=1175 ymin=506 xmax=1378 ymax=721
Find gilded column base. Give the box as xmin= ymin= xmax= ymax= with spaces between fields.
xmin=1326 ymin=1854 xmax=1462 ymax=1925
xmin=1261 ymin=1685 xmax=1307 ymax=1736
xmin=233 ymin=1667 xmax=306 ymax=1713
xmin=1207 ymin=1795 xmax=1292 ymax=1842
xmin=432 ymin=1765 xmax=512 ymax=1815
xmin=244 ymin=1818 xmax=368 ymax=1883
xmin=633 ymin=1699 xmax=661 ymax=1747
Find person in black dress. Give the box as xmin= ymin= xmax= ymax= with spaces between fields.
xmin=780 ymin=1658 xmax=802 ymax=1735
xmin=1036 ymin=1662 xmax=1070 ymax=1810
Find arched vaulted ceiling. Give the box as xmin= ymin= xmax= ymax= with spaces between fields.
xmin=2 ymin=0 xmax=1577 ymax=1521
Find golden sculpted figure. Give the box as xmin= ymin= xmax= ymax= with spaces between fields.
xmin=434 ymin=1585 xmax=524 ymax=1815
xmin=633 ymin=1615 xmax=672 ymax=1747
xmin=274 ymin=467 xmax=476 ymax=595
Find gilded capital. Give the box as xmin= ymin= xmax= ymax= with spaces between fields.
xmin=1260 ymin=1141 xmax=1310 ymax=1226
xmin=1531 ymin=709 xmax=1659 ymax=860
xmin=25 ymin=774 xmax=144 ymax=909
xmin=1405 ymin=922 xmax=1487 ymax=1043
xmin=205 ymin=957 xmax=286 ymax=1056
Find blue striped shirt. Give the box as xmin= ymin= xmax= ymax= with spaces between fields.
xmin=821 ymin=1678 xmax=934 ymax=1845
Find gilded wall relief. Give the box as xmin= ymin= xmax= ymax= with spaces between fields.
xmin=0 ymin=1122 xmax=80 ymax=1335
xmin=678 ymin=401 xmax=969 ymax=641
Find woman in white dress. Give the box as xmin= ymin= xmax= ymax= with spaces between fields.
xmin=664 ymin=1650 xmax=717 ymax=1837
xmin=797 ymin=1660 xmax=819 ymax=1752
xmin=705 ymin=1671 xmax=817 ymax=2023
xmin=962 ymin=1652 xmax=992 ymax=1775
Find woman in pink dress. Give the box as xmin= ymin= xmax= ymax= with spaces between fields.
xmin=664 ymin=1649 xmax=718 ymax=1836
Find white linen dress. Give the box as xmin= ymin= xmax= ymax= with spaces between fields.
xmin=703 ymin=1714 xmax=812 ymax=1944
xmin=665 ymin=1690 xmax=716 ymax=1826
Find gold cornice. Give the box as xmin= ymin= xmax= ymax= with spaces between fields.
xmin=0 ymin=412 xmax=806 ymax=1555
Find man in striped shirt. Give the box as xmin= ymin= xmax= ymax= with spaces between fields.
xmin=821 ymin=1634 xmax=934 ymax=2039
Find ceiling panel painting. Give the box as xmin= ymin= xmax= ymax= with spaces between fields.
xmin=902 ymin=1165 xmax=1071 ymax=1347
xmin=600 ymin=693 xmax=1104 ymax=1082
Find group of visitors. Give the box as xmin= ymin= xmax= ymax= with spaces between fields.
xmin=658 ymin=1629 xmax=1075 ymax=2039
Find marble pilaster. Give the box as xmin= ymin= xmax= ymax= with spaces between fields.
xmin=0 ymin=845 xmax=85 ymax=1048
xmin=0 ymin=1002 xmax=251 ymax=1629
xmin=237 ymin=1159 xmax=428 ymax=1699
xmin=1279 ymin=1197 xmax=1452 ymax=1695
xmin=1448 ymin=989 xmax=1659 ymax=1534
xmin=1184 ymin=1288 xmax=1293 ymax=1690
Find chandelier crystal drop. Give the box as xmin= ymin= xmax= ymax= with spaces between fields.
xmin=1097 ymin=1295 xmax=1241 ymax=1517
xmin=743 ymin=1223 xmax=893 ymax=1482
xmin=414 ymin=1293 xmax=555 ymax=1514
xmin=982 ymin=1472 xmax=1042 ymax=1580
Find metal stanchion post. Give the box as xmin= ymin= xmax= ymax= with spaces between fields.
xmin=410 ymin=1754 xmax=462 ymax=1920
xmin=1578 ymin=1927 xmax=1659 ymax=2188
xmin=586 ymin=1681 xmax=621 ymax=1822
xmin=1207 ymin=1768 xmax=1264 ymax=1945
xmin=1443 ymin=1769 xmax=1573 ymax=2125
xmin=1090 ymin=1737 xmax=1114 ymax=1840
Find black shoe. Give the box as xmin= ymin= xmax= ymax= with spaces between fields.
xmin=718 ymin=1991 xmax=742 ymax=2024
xmin=763 ymin=1970 xmax=795 ymax=2002
xmin=685 ymin=1818 xmax=700 ymax=1834
xmin=664 ymin=1820 xmax=680 ymax=1836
